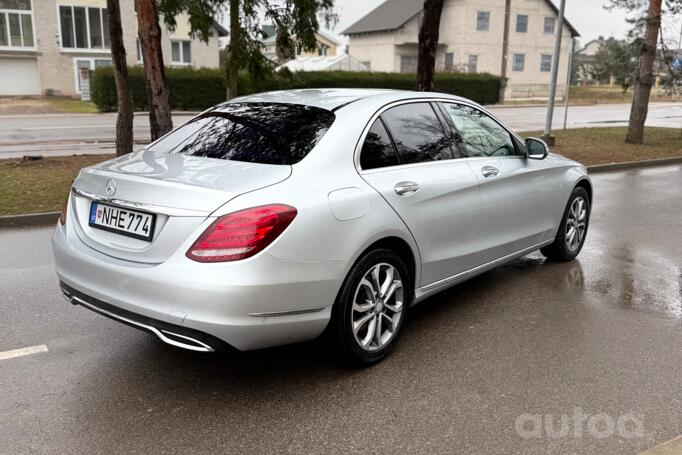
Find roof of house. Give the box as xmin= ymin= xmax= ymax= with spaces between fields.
xmin=277 ymin=55 xmax=368 ymax=72
xmin=343 ymin=0 xmax=580 ymax=37
xmin=212 ymin=20 xmax=228 ymax=37
xmin=261 ymin=28 xmax=342 ymax=46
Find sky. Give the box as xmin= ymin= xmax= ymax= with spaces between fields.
xmin=327 ymin=0 xmax=682 ymax=49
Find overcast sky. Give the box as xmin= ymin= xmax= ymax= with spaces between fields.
xmin=327 ymin=0 xmax=682 ymax=48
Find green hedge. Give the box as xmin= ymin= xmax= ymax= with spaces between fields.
xmin=91 ymin=67 xmax=501 ymax=112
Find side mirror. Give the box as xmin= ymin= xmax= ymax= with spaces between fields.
xmin=525 ymin=137 xmax=549 ymax=160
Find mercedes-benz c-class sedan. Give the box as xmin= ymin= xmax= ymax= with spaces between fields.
xmin=53 ymin=89 xmax=591 ymax=364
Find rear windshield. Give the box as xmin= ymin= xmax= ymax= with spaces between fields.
xmin=147 ymin=103 xmax=336 ymax=165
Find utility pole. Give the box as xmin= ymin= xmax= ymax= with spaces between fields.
xmin=563 ymin=38 xmax=575 ymax=130
xmin=542 ymin=0 xmax=566 ymax=146
xmin=499 ymin=0 xmax=512 ymax=104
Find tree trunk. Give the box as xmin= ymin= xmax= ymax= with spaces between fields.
xmin=106 ymin=0 xmax=133 ymax=156
xmin=625 ymin=0 xmax=662 ymax=144
xmin=136 ymin=0 xmax=172 ymax=140
xmin=416 ymin=0 xmax=445 ymax=91
xmin=226 ymin=0 xmax=240 ymax=99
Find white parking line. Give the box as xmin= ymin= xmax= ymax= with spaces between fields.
xmin=0 ymin=344 xmax=48 ymax=361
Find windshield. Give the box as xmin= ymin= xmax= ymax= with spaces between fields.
xmin=147 ymin=103 xmax=336 ymax=165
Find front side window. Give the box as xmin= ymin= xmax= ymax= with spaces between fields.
xmin=516 ymin=14 xmax=528 ymax=33
xmin=476 ymin=11 xmax=490 ymax=31
xmin=544 ymin=16 xmax=555 ymax=34
xmin=171 ymin=40 xmax=191 ymax=64
xmin=513 ymin=53 xmax=525 ymax=71
xmin=441 ymin=103 xmax=517 ymax=158
xmin=148 ymin=103 xmax=335 ymax=165
xmin=0 ymin=0 xmax=33 ymax=48
xmin=59 ymin=5 xmax=109 ymax=49
xmin=540 ymin=54 xmax=552 ymax=72
xmin=360 ymin=119 xmax=401 ymax=170
xmin=381 ymin=103 xmax=453 ymax=164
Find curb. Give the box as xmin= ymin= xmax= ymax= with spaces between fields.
xmin=586 ymin=156 xmax=682 ymax=173
xmin=1 ymin=158 xmax=680 ymax=229
xmin=0 ymin=212 xmax=59 ymax=228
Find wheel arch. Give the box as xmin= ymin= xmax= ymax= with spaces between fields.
xmin=575 ymin=178 xmax=593 ymax=206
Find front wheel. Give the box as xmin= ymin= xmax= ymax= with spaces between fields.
xmin=541 ymin=187 xmax=590 ymax=262
xmin=328 ymin=249 xmax=412 ymax=366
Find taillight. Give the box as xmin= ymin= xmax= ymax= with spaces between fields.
xmin=186 ymin=204 xmax=297 ymax=262
xmin=59 ymin=194 xmax=69 ymax=225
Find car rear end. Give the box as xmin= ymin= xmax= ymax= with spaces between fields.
xmin=52 ymin=102 xmax=341 ymax=351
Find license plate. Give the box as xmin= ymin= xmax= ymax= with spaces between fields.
xmin=89 ymin=202 xmax=156 ymax=241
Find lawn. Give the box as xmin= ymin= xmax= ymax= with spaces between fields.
xmin=520 ymin=127 xmax=682 ymax=166
xmin=1 ymin=127 xmax=681 ymax=216
xmin=503 ymin=86 xmax=682 ymax=106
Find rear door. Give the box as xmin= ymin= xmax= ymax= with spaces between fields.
xmin=438 ymin=102 xmax=556 ymax=264
xmin=358 ymin=102 xmax=482 ymax=287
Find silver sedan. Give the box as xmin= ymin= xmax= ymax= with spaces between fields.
xmin=53 ymin=89 xmax=592 ymax=365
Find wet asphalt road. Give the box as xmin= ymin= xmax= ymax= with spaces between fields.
xmin=1 ymin=165 xmax=681 ymax=454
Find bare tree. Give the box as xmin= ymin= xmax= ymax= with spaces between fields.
xmin=625 ymin=0 xmax=662 ymax=143
xmin=417 ymin=0 xmax=445 ymax=91
xmin=106 ymin=0 xmax=133 ymax=156
xmin=136 ymin=0 xmax=172 ymax=140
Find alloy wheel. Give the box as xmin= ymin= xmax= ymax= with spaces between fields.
xmin=565 ymin=196 xmax=587 ymax=252
xmin=351 ymin=263 xmax=404 ymax=352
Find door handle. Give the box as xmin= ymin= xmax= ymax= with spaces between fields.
xmin=481 ymin=166 xmax=499 ymax=178
xmin=394 ymin=181 xmax=420 ymax=196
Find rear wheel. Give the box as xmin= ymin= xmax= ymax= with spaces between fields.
xmin=541 ymin=187 xmax=590 ymax=261
xmin=329 ymin=249 xmax=412 ymax=365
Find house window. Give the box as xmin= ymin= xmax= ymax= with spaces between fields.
xmin=468 ymin=54 xmax=478 ymax=73
xmin=318 ymin=43 xmax=329 ymax=56
xmin=59 ymin=5 xmax=109 ymax=49
xmin=400 ymin=55 xmax=418 ymax=73
xmin=513 ymin=53 xmax=525 ymax=71
xmin=445 ymin=52 xmax=454 ymax=71
xmin=476 ymin=11 xmax=490 ymax=31
xmin=544 ymin=16 xmax=555 ymax=34
xmin=171 ymin=40 xmax=191 ymax=64
xmin=516 ymin=14 xmax=528 ymax=33
xmin=0 ymin=0 xmax=34 ymax=48
xmin=540 ymin=54 xmax=552 ymax=72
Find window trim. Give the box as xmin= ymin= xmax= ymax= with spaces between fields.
xmin=476 ymin=10 xmax=490 ymax=32
xmin=543 ymin=16 xmax=556 ymax=35
xmin=354 ymin=98 xmax=526 ymax=173
xmin=170 ymin=39 xmax=192 ymax=65
xmin=540 ymin=53 xmax=553 ymax=72
xmin=0 ymin=0 xmax=36 ymax=51
xmin=515 ymin=14 xmax=528 ymax=33
xmin=57 ymin=4 xmax=110 ymax=52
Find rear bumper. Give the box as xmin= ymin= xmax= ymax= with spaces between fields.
xmin=52 ymin=223 xmax=344 ymax=351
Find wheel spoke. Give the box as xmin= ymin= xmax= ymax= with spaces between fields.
xmin=374 ymin=313 xmax=383 ymax=345
xmin=370 ymin=265 xmax=382 ymax=295
xmin=383 ymin=280 xmax=402 ymax=302
xmin=353 ymin=300 xmax=374 ymax=313
xmin=384 ymin=300 xmax=403 ymax=313
xmin=359 ymin=278 xmax=376 ymax=298
xmin=380 ymin=312 xmax=394 ymax=330
xmin=361 ymin=316 xmax=376 ymax=347
xmin=353 ymin=312 xmax=374 ymax=333
xmin=379 ymin=266 xmax=394 ymax=297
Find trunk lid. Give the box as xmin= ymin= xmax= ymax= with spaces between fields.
xmin=70 ymin=150 xmax=292 ymax=263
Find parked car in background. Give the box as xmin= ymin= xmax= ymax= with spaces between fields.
xmin=53 ymin=89 xmax=592 ymax=365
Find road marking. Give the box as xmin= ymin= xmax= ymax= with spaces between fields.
xmin=0 ymin=344 xmax=48 ymax=361
xmin=639 ymin=436 xmax=682 ymax=455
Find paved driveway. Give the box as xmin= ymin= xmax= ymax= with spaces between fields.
xmin=1 ymin=165 xmax=681 ymax=454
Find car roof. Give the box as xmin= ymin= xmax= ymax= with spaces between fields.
xmin=227 ymin=88 xmax=473 ymax=112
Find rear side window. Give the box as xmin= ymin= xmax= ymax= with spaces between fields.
xmin=381 ymin=103 xmax=453 ymax=164
xmin=147 ymin=103 xmax=335 ymax=165
xmin=360 ymin=119 xmax=401 ymax=170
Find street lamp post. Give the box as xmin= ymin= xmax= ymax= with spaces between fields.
xmin=542 ymin=0 xmax=567 ymax=146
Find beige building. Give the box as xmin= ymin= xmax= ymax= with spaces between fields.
xmin=262 ymin=29 xmax=341 ymax=64
xmin=343 ymin=0 xmax=579 ymax=99
xmin=0 ymin=0 xmax=226 ymax=96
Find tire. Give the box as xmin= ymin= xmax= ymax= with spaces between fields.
xmin=328 ymin=248 xmax=413 ymax=366
xmin=541 ymin=186 xmax=590 ymax=262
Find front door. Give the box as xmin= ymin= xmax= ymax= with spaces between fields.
xmin=439 ymin=102 xmax=555 ymax=264
xmin=358 ymin=102 xmax=482 ymax=287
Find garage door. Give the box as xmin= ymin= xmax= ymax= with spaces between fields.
xmin=0 ymin=58 xmax=40 ymax=95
